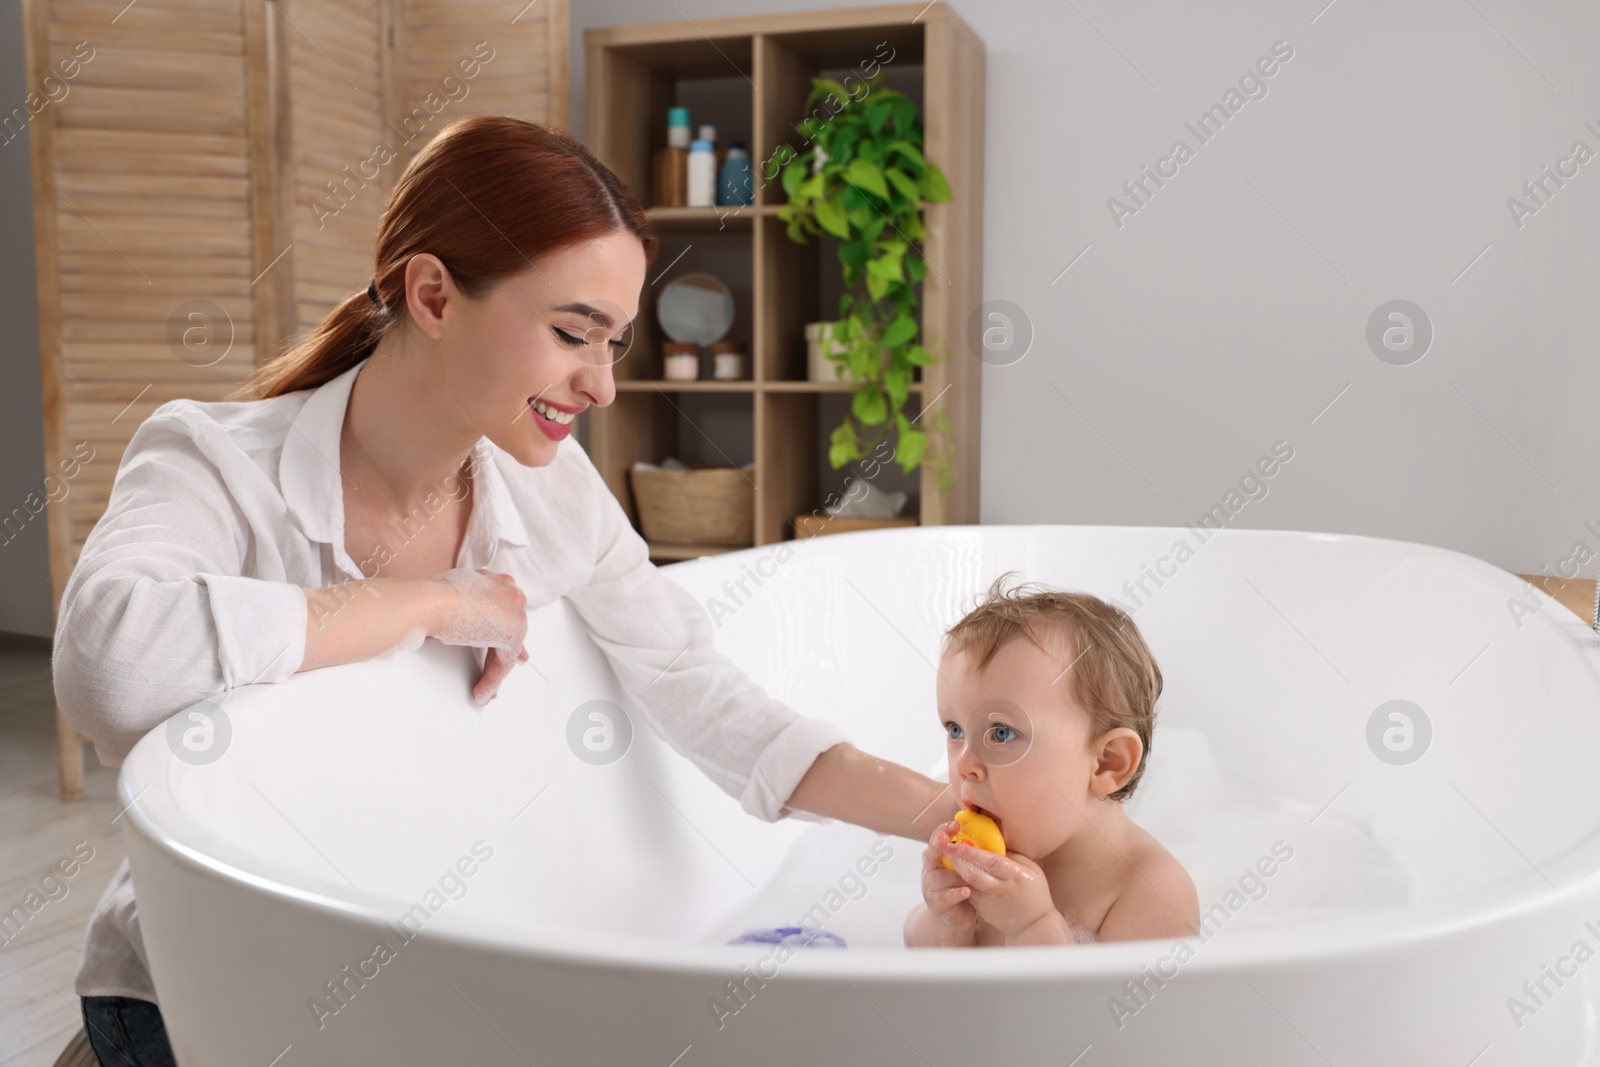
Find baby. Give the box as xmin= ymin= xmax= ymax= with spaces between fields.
xmin=905 ymin=574 xmax=1199 ymax=947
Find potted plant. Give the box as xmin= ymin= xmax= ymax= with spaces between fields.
xmin=775 ymin=73 xmax=954 ymax=493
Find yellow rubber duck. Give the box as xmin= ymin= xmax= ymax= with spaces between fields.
xmin=941 ymin=809 xmax=1005 ymax=870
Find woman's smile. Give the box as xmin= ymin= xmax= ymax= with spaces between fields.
xmin=529 ymin=396 xmax=583 ymax=440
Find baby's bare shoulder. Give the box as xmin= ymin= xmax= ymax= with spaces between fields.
xmin=1097 ymin=833 xmax=1199 ymax=942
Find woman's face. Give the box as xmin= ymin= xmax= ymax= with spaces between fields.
xmin=440 ymin=231 xmax=646 ymax=468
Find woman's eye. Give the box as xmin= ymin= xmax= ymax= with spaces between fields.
xmin=553 ymin=326 xmax=627 ymax=349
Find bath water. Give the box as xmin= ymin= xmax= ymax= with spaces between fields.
xmin=703 ymin=726 xmax=1418 ymax=948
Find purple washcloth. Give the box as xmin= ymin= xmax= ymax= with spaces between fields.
xmin=726 ymin=926 xmax=847 ymax=949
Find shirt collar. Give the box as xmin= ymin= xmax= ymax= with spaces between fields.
xmin=278 ymin=357 xmax=530 ymax=552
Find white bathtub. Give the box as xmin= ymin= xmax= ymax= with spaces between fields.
xmin=119 ymin=525 xmax=1600 ymax=1066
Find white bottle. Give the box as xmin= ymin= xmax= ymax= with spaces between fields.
xmin=687 ymin=139 xmax=716 ymax=207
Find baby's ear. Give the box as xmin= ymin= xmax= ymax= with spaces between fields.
xmin=1091 ymin=728 xmax=1143 ymax=796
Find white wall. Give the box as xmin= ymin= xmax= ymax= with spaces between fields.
xmin=0 ymin=0 xmax=53 ymax=638
xmin=571 ymin=0 xmax=1600 ymax=582
xmin=3 ymin=0 xmax=1594 ymax=638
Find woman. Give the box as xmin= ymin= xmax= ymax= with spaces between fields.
xmin=53 ymin=116 xmax=954 ymax=1066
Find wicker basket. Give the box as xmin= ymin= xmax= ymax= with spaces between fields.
xmin=629 ymin=464 xmax=754 ymax=547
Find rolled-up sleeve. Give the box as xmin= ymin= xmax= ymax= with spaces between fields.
xmin=561 ymin=457 xmax=850 ymax=823
xmin=53 ymin=412 xmax=308 ymax=765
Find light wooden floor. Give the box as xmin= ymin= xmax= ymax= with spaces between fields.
xmin=0 ymin=638 xmax=122 ymax=1067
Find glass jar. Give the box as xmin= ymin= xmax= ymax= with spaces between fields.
xmin=663 ymin=341 xmax=700 ymax=380
xmin=711 ymin=340 xmax=746 ymax=381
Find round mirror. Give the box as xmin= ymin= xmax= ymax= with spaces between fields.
xmin=656 ymin=272 xmax=735 ymax=345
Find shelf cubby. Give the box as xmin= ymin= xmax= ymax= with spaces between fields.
xmin=584 ymin=2 xmax=984 ymax=561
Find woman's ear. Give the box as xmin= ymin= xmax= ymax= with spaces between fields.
xmin=403 ymin=253 xmax=454 ymax=340
xmin=1089 ymin=727 xmax=1143 ymax=799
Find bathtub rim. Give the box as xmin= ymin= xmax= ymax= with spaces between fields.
xmin=117 ymin=523 xmax=1600 ymax=983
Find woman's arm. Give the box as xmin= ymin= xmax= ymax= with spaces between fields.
xmin=298 ymin=577 xmax=450 ymax=673
xmin=784 ymin=742 xmax=959 ymax=841
xmin=54 ymin=415 xmax=311 ymax=763
xmin=562 ymin=448 xmax=946 ymax=829
xmin=300 ymin=571 xmax=531 ymax=705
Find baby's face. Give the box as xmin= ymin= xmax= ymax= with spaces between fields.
xmin=937 ymin=636 xmax=1107 ymax=861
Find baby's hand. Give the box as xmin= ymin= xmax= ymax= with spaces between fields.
xmin=942 ymin=841 xmax=1066 ymax=944
xmin=906 ymin=821 xmax=977 ymax=946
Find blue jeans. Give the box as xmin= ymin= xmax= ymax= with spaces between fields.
xmin=81 ymin=996 xmax=177 ymax=1067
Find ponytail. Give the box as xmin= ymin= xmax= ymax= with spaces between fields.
xmin=227 ymin=287 xmax=389 ymax=401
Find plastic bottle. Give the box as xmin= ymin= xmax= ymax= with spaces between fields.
xmin=651 ymin=107 xmax=691 ymax=207
xmin=687 ymin=139 xmax=716 ymax=207
xmin=718 ymin=140 xmax=754 ymax=206
xmin=698 ymin=124 xmax=724 ymax=173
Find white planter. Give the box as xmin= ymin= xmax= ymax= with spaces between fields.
xmin=804 ymin=321 xmax=849 ymax=382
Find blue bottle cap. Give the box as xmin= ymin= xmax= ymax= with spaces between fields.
xmin=728 ymin=140 xmax=746 ymax=149
xmin=668 ymin=106 xmax=690 ymax=127
xmin=690 ymin=139 xmax=712 ymax=151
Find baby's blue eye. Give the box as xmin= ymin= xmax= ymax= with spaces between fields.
xmin=945 ymin=722 xmax=964 ymax=741
xmin=989 ymin=724 xmax=1018 ymax=744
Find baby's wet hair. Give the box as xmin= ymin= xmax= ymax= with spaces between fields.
xmin=941 ymin=572 xmax=1163 ymax=800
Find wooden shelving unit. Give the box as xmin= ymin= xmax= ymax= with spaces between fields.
xmin=583 ymin=3 xmax=984 ymax=562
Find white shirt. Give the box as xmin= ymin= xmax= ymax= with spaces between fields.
xmin=53 ymin=356 xmax=850 ymax=1002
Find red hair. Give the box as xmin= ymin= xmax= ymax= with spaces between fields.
xmin=233 ymin=116 xmax=659 ymax=401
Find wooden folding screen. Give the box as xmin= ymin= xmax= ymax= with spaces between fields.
xmin=24 ymin=0 xmax=569 ymax=797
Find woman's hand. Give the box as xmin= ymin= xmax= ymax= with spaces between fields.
xmin=904 ymin=821 xmax=979 ymax=947
xmin=430 ymin=567 xmax=530 ymax=706
xmin=941 ymin=842 xmax=1072 ymax=946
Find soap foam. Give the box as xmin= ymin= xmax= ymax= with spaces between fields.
xmin=434 ymin=567 xmax=522 ymax=650
xmin=701 ymin=726 xmax=1419 ymax=948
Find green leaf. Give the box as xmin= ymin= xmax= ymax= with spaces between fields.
xmin=844 ymin=158 xmax=889 ymax=200
xmin=905 ymin=343 xmax=933 ymax=366
xmin=828 ymin=419 xmax=860 ymax=469
xmin=919 ymin=165 xmax=952 ymax=203
xmin=886 ymin=139 xmax=926 ymax=168
xmin=892 ymin=98 xmax=916 ymax=136
xmin=882 ymin=314 xmax=918 ymax=348
xmin=867 ymin=100 xmax=893 ymax=131
xmin=795 ymin=172 xmax=825 ymax=200
xmin=906 ymin=257 xmax=927 ymax=282
xmin=814 ymin=196 xmax=851 ymax=239
xmin=896 ymin=428 xmax=928 ymax=471
xmin=781 ymin=160 xmax=805 ymax=198
xmin=833 ymin=127 xmax=859 ymax=163
xmin=807 ymin=78 xmax=853 ymax=108
xmin=866 ymin=254 xmax=904 ymax=283
xmin=866 ymin=270 xmax=889 ymax=302
xmin=852 ymin=387 xmax=888 ymax=426
xmin=883 ymin=364 xmax=910 ymax=409
xmin=848 ymin=339 xmax=875 ymax=379
xmin=884 ymin=167 xmax=920 ymax=201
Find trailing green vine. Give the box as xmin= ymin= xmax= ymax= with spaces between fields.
xmin=776 ymin=73 xmax=954 ymax=494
